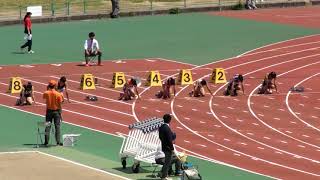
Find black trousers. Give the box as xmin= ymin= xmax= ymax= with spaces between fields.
xmin=156 ymin=154 xmax=182 ymax=176
xmin=111 ymin=0 xmax=120 ymax=17
xmin=44 ymin=109 xmax=61 ymax=144
xmin=85 ymin=51 xmax=102 ymax=64
xmin=160 ymin=151 xmax=173 ymax=178
xmin=21 ymin=38 xmax=32 ymax=52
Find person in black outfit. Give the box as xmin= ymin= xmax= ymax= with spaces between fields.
xmin=159 ymin=114 xmax=175 ymax=179
xmin=110 ymin=0 xmax=120 ymax=18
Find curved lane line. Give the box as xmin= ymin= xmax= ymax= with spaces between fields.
xmin=247 ymin=62 xmax=320 ymax=149
xmin=285 ymin=73 xmax=320 ymax=132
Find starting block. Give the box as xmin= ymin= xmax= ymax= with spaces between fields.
xmin=80 ymin=74 xmax=95 ymax=90
xmin=210 ymin=68 xmax=227 ymax=84
xmin=112 ymin=72 xmax=126 ymax=88
xmin=8 ymin=77 xmax=22 ymax=94
xmin=145 ymin=71 xmax=162 ymax=87
xmin=63 ymin=134 xmax=81 ymax=147
xmin=177 ymin=69 xmax=193 ymax=85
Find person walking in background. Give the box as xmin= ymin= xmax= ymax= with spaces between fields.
xmin=110 ymin=0 xmax=120 ymax=18
xmin=159 ymin=114 xmax=175 ymax=180
xmin=43 ymin=80 xmax=63 ymax=146
xmin=20 ymin=12 xmax=34 ymax=54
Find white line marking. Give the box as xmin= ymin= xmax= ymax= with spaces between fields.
xmin=155 ymin=110 xmax=161 ymax=113
xmin=280 ymin=140 xmax=288 ymax=144
xmin=184 ymin=117 xmax=190 ymax=120
xmin=242 ymin=110 xmax=249 ymax=113
xmin=263 ymin=105 xmax=270 ymax=108
xmin=177 ymin=105 xmax=183 ymax=108
xmin=214 ymin=125 xmax=221 ymax=128
xmin=302 ymin=135 xmax=310 ymax=138
xmin=258 ymin=114 xmax=264 ymax=117
xmin=263 ymin=137 xmax=271 ymax=140
xmin=51 ymin=63 xmax=62 ymax=66
xmin=227 ymin=107 xmax=235 ymax=110
xmin=252 ymin=123 xmax=259 ymax=126
xmin=247 ymin=132 xmax=254 ymax=136
xmin=275 ymin=151 xmax=283 ymax=154
xmin=192 ymin=109 xmax=198 ymax=111
xmin=278 ymin=109 xmax=285 ymax=111
xmin=237 ymin=119 xmax=243 ymax=122
xmin=184 ymin=140 xmax=191 ymax=143
xmin=233 ymin=153 xmax=241 ymax=156
xmin=257 ymin=147 xmax=265 ymax=150
xmin=141 ymin=107 xmax=147 ymax=109
xmin=19 ymin=65 xmax=34 ymax=68
xmin=298 ymin=145 xmax=306 ymax=148
xmin=240 ymin=142 xmax=247 ymax=146
xmin=208 ymin=134 xmax=214 ymax=137
xmin=233 ymin=99 xmax=240 ymax=101
xmin=273 ymin=118 xmax=281 ymax=120
xmin=299 ymin=104 xmax=305 ymax=107
xmin=206 ymin=112 xmax=212 ymax=115
xmin=0 ymin=91 xmax=128 ymax=127
xmin=221 ymin=115 xmax=228 ymax=119
xmin=285 ymin=131 xmax=292 ymax=134
xmin=224 ymin=138 xmax=231 ymax=142
xmin=302 ymin=96 xmax=309 ymax=98
xmin=295 ymin=112 xmax=301 ymax=115
xmin=217 ymin=149 xmax=224 ymax=152
xmin=306 ymin=88 xmax=313 ymax=90
xmin=177 ymin=127 xmax=183 ymax=130
xmin=290 ymin=121 xmax=297 ymax=124
xmin=36 ymin=151 xmax=131 ymax=180
xmin=212 ymin=103 xmax=219 ymax=106
xmin=314 ymin=107 xmax=320 ymax=110
xmin=311 ymin=116 xmax=318 ymax=119
xmin=200 ymin=121 xmax=206 ymax=124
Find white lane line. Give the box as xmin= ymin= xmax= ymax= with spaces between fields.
xmin=208 ymin=134 xmax=214 ymax=137
xmin=214 ymin=125 xmax=221 ymax=128
xmin=290 ymin=121 xmax=297 ymax=124
xmin=275 ymin=151 xmax=283 ymax=154
xmin=311 ymin=116 xmax=318 ymax=119
xmin=163 ymin=102 xmax=170 ymax=104
xmin=245 ymin=84 xmax=251 ymax=86
xmin=184 ymin=117 xmax=190 ymax=120
xmin=25 ymin=77 xmax=132 ymax=106
xmin=298 ymin=145 xmax=306 ymax=148
xmin=200 ymin=121 xmax=206 ymax=124
xmin=155 ymin=110 xmax=161 ymax=113
xmin=257 ymin=147 xmax=265 ymax=150
xmin=0 ymin=92 xmax=128 ymax=127
xmin=206 ymin=112 xmax=212 ymax=115
xmin=278 ymin=109 xmax=285 ymax=111
xmin=233 ymin=99 xmax=240 ymax=102
xmin=299 ymin=104 xmax=305 ymax=107
xmin=237 ymin=119 xmax=244 ymax=122
xmin=212 ymin=103 xmax=219 ymax=106
xmin=227 ymin=107 xmax=235 ymax=110
xmin=141 ymin=107 xmax=147 ymax=109
xmin=286 ymin=131 xmax=293 ymax=134
xmin=314 ymin=107 xmax=320 ymax=110
xmin=0 ymin=82 xmax=133 ymax=117
xmin=252 ymin=123 xmax=259 ymax=126
xmin=192 ymin=109 xmax=198 ymax=111
xmin=221 ymin=115 xmax=228 ymax=119
xmin=295 ymin=112 xmax=301 ymax=115
xmin=233 ymin=153 xmax=241 ymax=156
xmin=177 ymin=105 xmax=183 ymax=108
xmin=263 ymin=137 xmax=271 ymax=140
xmin=306 ymin=88 xmax=313 ymax=90
xmin=217 ymin=149 xmax=224 ymax=152
xmin=258 ymin=114 xmax=264 ymax=117
xmin=263 ymin=105 xmax=270 ymax=108
xmin=176 ymin=127 xmax=183 ymax=130
xmin=302 ymin=135 xmax=310 ymax=138
xmin=184 ymin=140 xmax=191 ymax=143
xmin=224 ymin=138 xmax=231 ymax=142
xmin=273 ymin=118 xmax=281 ymax=120
xmin=242 ymin=110 xmax=249 ymax=113
xmin=240 ymin=142 xmax=247 ymax=146
xmin=168 ymin=45 xmax=320 ymax=177
xmin=280 ymin=140 xmax=288 ymax=144
xmin=247 ymin=132 xmax=254 ymax=136
xmin=302 ymin=96 xmax=309 ymax=99
xmin=268 ymin=97 xmax=275 ymax=100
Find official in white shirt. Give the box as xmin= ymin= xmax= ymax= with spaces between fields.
xmin=84 ymin=32 xmax=103 ymax=66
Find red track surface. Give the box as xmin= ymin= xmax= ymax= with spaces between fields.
xmin=211 ymin=6 xmax=320 ymax=28
xmin=1 ymin=34 xmax=320 ymax=179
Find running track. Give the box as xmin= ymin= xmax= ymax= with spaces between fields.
xmin=0 ymin=35 xmax=320 ymax=179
